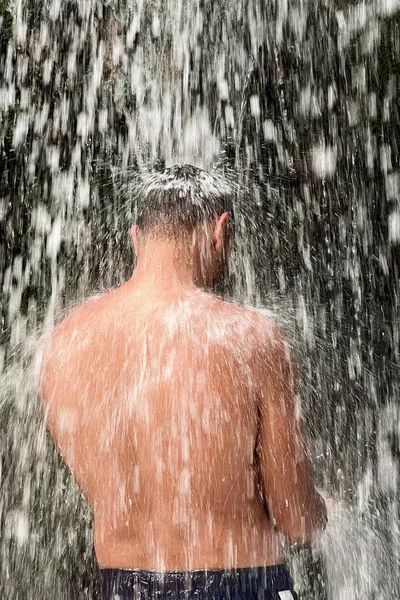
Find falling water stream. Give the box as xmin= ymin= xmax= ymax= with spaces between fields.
xmin=1 ymin=0 xmax=400 ymax=598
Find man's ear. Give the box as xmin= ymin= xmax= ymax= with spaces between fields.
xmin=214 ymin=212 xmax=229 ymax=251
xmin=130 ymin=225 xmax=140 ymax=258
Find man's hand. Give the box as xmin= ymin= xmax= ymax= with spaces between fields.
xmin=324 ymin=497 xmax=335 ymax=515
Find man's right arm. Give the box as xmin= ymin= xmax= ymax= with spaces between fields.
xmin=255 ymin=323 xmax=327 ymax=544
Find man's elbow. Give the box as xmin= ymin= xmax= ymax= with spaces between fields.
xmin=277 ymin=516 xmax=326 ymax=546
xmin=273 ymin=498 xmax=328 ymax=545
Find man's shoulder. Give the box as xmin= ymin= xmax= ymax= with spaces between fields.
xmin=209 ymin=296 xmax=283 ymax=342
xmin=46 ymin=289 xmax=117 ymax=357
xmin=40 ymin=291 xmax=116 ymax=397
xmin=214 ymin=296 xmax=276 ymax=325
xmin=54 ymin=287 xmax=119 ymax=332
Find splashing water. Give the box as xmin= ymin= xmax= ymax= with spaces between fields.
xmin=1 ymin=0 xmax=399 ymax=598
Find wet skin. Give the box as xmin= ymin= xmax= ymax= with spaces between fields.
xmin=40 ymin=280 xmax=326 ymax=571
xmin=40 ymin=221 xmax=326 ymax=571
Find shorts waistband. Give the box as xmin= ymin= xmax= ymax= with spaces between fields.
xmin=100 ymin=564 xmax=298 ymax=599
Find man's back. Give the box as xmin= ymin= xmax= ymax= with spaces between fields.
xmin=41 ymin=284 xmax=283 ymax=570
xmin=40 ymin=165 xmax=327 ymax=599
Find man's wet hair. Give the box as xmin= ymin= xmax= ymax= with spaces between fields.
xmin=136 ymin=164 xmax=235 ymax=236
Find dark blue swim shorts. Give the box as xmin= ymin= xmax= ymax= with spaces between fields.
xmin=100 ymin=564 xmax=298 ymax=599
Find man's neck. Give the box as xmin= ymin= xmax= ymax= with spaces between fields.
xmin=129 ymin=239 xmax=197 ymax=293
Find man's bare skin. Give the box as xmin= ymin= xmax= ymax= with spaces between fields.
xmin=40 ymin=209 xmax=326 ymax=573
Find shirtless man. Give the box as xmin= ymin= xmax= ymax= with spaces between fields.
xmin=39 ymin=164 xmax=327 ymax=599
